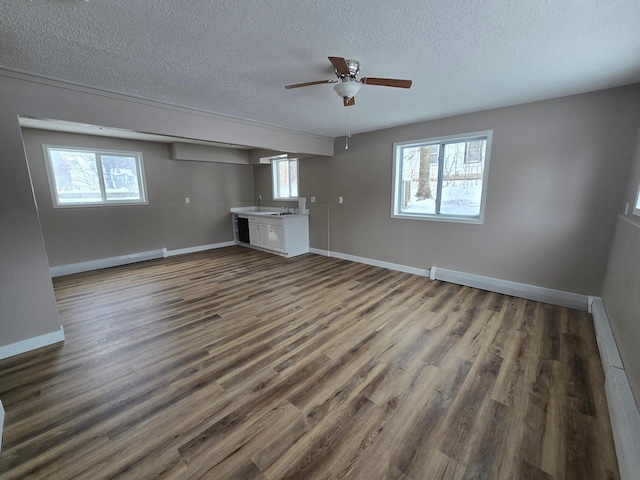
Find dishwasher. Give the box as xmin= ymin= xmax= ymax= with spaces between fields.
xmin=237 ymin=217 xmax=250 ymax=243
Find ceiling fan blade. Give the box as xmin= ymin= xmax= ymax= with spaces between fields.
xmin=360 ymin=77 xmax=413 ymax=88
xmin=328 ymin=56 xmax=351 ymax=76
xmin=343 ymin=96 xmax=355 ymax=107
xmin=284 ymin=79 xmax=334 ymax=89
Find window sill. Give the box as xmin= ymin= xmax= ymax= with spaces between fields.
xmin=52 ymin=201 xmax=148 ymax=209
xmin=391 ymin=212 xmax=484 ymax=225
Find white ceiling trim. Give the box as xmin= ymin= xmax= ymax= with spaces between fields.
xmin=3 ymin=67 xmax=333 ymax=148
xmin=19 ymin=116 xmax=251 ymax=150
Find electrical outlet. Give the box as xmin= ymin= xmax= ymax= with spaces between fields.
xmin=339 ymin=196 xmax=344 ymax=204
xmin=311 ymin=196 xmax=316 ymax=203
xmin=185 ymin=197 xmax=190 ymax=204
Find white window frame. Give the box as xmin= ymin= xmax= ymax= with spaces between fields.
xmin=272 ymin=157 xmax=299 ymax=200
xmin=391 ymin=130 xmax=493 ymax=224
xmin=634 ymin=181 xmax=640 ymax=217
xmin=43 ymin=144 xmax=148 ymax=208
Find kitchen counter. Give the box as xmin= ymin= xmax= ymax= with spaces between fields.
xmin=230 ymin=207 xmax=307 ymax=217
xmin=230 ymin=207 xmax=309 ymax=257
xmin=238 ymin=211 xmax=306 ymax=218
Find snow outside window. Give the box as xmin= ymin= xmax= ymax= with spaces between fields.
xmin=272 ymin=158 xmax=298 ymax=200
xmin=391 ymin=131 xmax=492 ymax=224
xmin=44 ymin=145 xmax=147 ymax=208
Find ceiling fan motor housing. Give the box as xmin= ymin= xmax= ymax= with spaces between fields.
xmin=339 ymin=59 xmax=360 ymax=78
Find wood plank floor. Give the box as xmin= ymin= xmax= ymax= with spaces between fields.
xmin=0 ymin=246 xmax=619 ymax=479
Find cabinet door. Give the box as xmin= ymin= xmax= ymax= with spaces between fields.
xmin=269 ymin=226 xmax=285 ymax=252
xmin=249 ymin=223 xmax=260 ymax=246
xmin=259 ymin=224 xmax=270 ymax=248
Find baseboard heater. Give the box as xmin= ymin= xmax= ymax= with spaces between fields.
xmin=591 ymin=298 xmax=640 ymax=480
xmin=429 ymin=266 xmax=588 ymax=311
xmin=50 ymin=249 xmax=166 ymax=277
xmin=0 ymin=400 xmax=5 ymax=455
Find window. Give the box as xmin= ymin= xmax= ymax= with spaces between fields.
xmin=272 ymin=157 xmax=298 ymax=200
xmin=634 ymin=181 xmax=640 ymax=217
xmin=391 ymin=131 xmax=492 ymax=223
xmin=44 ymin=145 xmax=147 ymax=207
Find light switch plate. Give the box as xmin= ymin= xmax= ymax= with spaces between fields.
xmin=339 ymin=196 xmax=344 ymax=204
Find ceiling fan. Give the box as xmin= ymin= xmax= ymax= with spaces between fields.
xmin=285 ymin=56 xmax=412 ymax=106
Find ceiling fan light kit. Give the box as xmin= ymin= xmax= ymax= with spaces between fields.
xmin=333 ymin=80 xmax=361 ymax=101
xmin=285 ymin=56 xmax=412 ymax=107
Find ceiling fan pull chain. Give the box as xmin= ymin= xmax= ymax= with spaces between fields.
xmin=345 ymin=106 xmax=351 ymax=150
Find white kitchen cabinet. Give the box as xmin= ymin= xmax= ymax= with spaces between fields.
xmin=249 ymin=223 xmax=260 ymax=246
xmin=248 ymin=216 xmax=260 ymax=246
xmin=259 ymin=223 xmax=284 ymax=252
xmin=236 ymin=212 xmax=309 ymax=257
xmin=270 ymin=226 xmax=285 ymax=252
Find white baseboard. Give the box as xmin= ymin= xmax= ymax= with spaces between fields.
xmin=50 ymin=249 xmax=165 ymax=277
xmin=591 ymin=297 xmax=640 ymax=480
xmin=430 ymin=266 xmax=589 ymax=311
xmin=309 ymin=248 xmax=430 ymax=277
xmin=308 ymin=252 xmax=588 ymax=308
xmin=0 ymin=400 xmax=4 ymax=455
xmin=0 ymin=326 xmax=65 ymax=361
xmin=605 ymin=368 xmax=640 ymax=480
xmin=49 ymin=243 xmax=237 ymax=277
xmin=165 ymin=241 xmax=235 ymax=257
xmin=591 ymin=298 xmax=624 ymax=372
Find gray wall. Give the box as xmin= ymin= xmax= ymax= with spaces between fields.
xmin=253 ymin=160 xmax=331 ymax=251
xmin=0 ymin=114 xmax=61 ymax=345
xmin=255 ymin=85 xmax=640 ymax=295
xmin=0 ymin=70 xmax=331 ymax=350
xmin=602 ymin=126 xmax=640 ymax=406
xmin=22 ymin=129 xmax=255 ymax=266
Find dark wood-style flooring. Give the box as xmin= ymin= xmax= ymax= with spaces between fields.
xmin=0 ymin=246 xmax=619 ymax=479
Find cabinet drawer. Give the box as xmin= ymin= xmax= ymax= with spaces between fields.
xmin=259 ymin=217 xmax=284 ymax=227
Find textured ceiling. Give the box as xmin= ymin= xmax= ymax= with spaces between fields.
xmin=2 ymin=0 xmax=640 ymax=138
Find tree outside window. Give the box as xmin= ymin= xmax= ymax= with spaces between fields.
xmin=44 ymin=145 xmax=147 ymax=207
xmin=392 ymin=131 xmax=492 ymax=223
xmin=272 ymin=158 xmax=298 ymax=200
